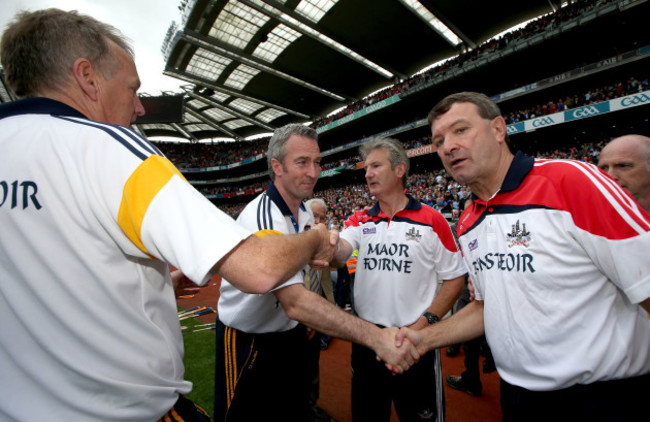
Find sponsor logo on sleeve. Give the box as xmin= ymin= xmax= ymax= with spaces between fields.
xmin=468 ymin=238 xmax=478 ymax=251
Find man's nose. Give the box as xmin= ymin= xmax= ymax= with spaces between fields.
xmin=440 ymin=139 xmax=459 ymax=157
xmin=308 ymin=163 xmax=320 ymax=178
xmin=134 ymin=96 xmax=146 ymax=117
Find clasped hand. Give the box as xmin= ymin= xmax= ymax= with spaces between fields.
xmin=309 ymin=223 xmax=339 ymax=269
xmin=375 ymin=327 xmax=421 ymax=375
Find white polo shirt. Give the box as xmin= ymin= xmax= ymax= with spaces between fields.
xmin=0 ymin=98 xmax=250 ymax=421
xmin=218 ymin=182 xmax=313 ymax=333
xmin=457 ymin=152 xmax=650 ymax=391
xmin=340 ymin=196 xmax=466 ymax=327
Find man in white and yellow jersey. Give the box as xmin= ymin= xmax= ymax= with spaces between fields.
xmin=215 ymin=124 xmax=419 ymax=422
xmin=0 ymin=9 xmax=337 ymax=422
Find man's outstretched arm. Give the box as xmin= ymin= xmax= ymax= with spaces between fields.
xmin=396 ymin=300 xmax=485 ymax=356
xmin=277 ymin=283 xmax=420 ymax=374
xmin=213 ymin=224 xmax=338 ymax=294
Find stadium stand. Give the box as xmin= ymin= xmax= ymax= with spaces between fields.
xmin=149 ymin=0 xmax=649 ymax=224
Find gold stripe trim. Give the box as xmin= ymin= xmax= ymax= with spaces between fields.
xmin=117 ymin=155 xmax=185 ymax=256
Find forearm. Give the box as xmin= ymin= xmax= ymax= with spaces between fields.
xmin=419 ymin=300 xmax=485 ymax=354
xmin=214 ymin=229 xmax=325 ymax=294
xmin=410 ymin=275 xmax=466 ymax=331
xmin=284 ymin=288 xmax=380 ymax=348
xmin=282 ymin=286 xmax=420 ymax=373
xmin=429 ymin=275 xmax=465 ymax=319
xmin=331 ymin=238 xmax=353 ymax=268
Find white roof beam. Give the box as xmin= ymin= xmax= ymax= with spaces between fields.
xmin=182 ymin=30 xmax=349 ymax=102
xmin=184 ymin=88 xmax=276 ymax=132
xmin=243 ymin=0 xmax=405 ymax=80
xmin=163 ymin=68 xmax=313 ymax=120
xmin=185 ymin=104 xmax=242 ymax=140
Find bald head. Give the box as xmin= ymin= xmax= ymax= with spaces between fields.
xmin=598 ymin=134 xmax=650 ymax=212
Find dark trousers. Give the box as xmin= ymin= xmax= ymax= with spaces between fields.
xmin=334 ymin=266 xmax=351 ymax=307
xmin=214 ymin=321 xmax=311 ymax=422
xmin=307 ymin=331 xmax=323 ymax=407
xmin=351 ymin=342 xmax=440 ymax=422
xmin=460 ymin=336 xmax=482 ymax=388
xmin=500 ymin=372 xmax=650 ymax=422
xmin=157 ymin=395 xmax=212 ymax=422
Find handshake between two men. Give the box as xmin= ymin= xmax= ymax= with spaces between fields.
xmin=307 ymin=223 xmax=425 ymax=375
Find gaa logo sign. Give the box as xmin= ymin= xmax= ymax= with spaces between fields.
xmin=506 ymin=122 xmax=524 ymax=134
xmin=621 ymin=93 xmax=650 ymax=107
xmin=532 ymin=117 xmax=555 ymax=128
xmin=572 ymin=106 xmax=600 ymax=118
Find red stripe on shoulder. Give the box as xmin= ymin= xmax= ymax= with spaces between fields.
xmin=344 ymin=208 xmax=371 ymax=228
xmin=530 ymin=160 xmax=650 ymax=239
xmin=402 ymin=205 xmax=458 ymax=252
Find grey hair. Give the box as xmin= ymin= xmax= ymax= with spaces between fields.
xmin=359 ymin=137 xmax=409 ymax=188
xmin=305 ymin=197 xmax=327 ymax=211
xmin=266 ymin=123 xmax=318 ymax=180
xmin=1 ymin=8 xmax=134 ymax=98
xmin=427 ymin=91 xmax=511 ymax=148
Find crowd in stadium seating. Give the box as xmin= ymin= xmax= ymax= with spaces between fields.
xmin=178 ymin=70 xmax=643 ymax=201
xmin=154 ymin=0 xmax=643 ymax=172
xmin=154 ymin=73 xmax=646 ymax=171
xmin=310 ymin=0 xmax=619 ymax=129
xmin=191 ymin=137 xmax=431 ymax=198
xmin=198 ymin=180 xmax=268 ymax=196
xmin=214 ymin=138 xmax=607 ymax=225
xmin=159 ymin=139 xmax=266 ymax=169
xmin=503 ymin=76 xmax=648 ymax=124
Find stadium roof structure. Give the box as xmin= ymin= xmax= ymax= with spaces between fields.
xmin=146 ymin=0 xmax=560 ymax=142
xmin=0 ymin=0 xmax=562 ymax=141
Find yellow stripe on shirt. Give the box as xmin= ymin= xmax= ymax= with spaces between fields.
xmin=118 ymin=155 xmax=186 ymax=256
xmin=253 ymin=229 xmax=283 ymax=238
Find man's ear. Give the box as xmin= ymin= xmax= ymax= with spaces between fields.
xmin=394 ymin=161 xmax=406 ymax=179
xmin=491 ymin=116 xmax=507 ymax=145
xmin=270 ymin=158 xmax=284 ymax=178
xmin=72 ymin=57 xmax=100 ymax=101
